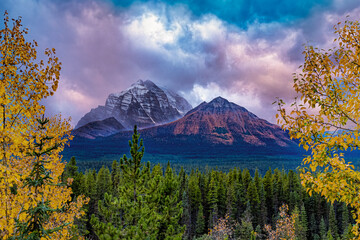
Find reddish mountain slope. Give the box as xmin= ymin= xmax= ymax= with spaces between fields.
xmin=141 ymin=97 xmax=293 ymax=147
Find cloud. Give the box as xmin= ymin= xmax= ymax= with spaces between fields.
xmin=1 ymin=0 xmax=360 ymax=126
xmin=187 ymin=82 xmax=262 ymax=113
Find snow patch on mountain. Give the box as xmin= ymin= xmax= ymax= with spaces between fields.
xmin=75 ymin=79 xmax=192 ymax=129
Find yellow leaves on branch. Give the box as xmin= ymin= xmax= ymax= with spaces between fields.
xmin=208 ymin=214 xmax=234 ymax=239
xmin=265 ymin=204 xmax=297 ymax=240
xmin=0 ymin=11 xmax=88 ymax=239
xmin=276 ymin=17 xmax=360 ymax=238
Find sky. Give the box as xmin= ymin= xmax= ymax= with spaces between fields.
xmin=1 ymin=0 xmax=360 ymax=126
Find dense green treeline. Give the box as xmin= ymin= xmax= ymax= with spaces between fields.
xmin=63 ymin=128 xmax=355 ymax=239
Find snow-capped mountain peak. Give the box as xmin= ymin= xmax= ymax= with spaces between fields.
xmin=75 ymin=79 xmax=192 ymax=129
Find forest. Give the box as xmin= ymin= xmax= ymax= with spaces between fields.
xmin=64 ymin=127 xmax=355 ymax=240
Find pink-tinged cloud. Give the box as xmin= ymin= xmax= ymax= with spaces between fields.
xmin=1 ymin=0 xmax=360 ymax=126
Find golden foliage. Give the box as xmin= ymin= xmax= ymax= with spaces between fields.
xmin=265 ymin=204 xmax=297 ymax=240
xmin=208 ymin=214 xmax=234 ymax=240
xmin=276 ymin=18 xmax=360 ymax=238
xmin=0 ymin=11 xmax=88 ymax=239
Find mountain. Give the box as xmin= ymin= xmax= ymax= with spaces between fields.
xmin=66 ymin=97 xmax=300 ymax=164
xmin=72 ymin=117 xmax=125 ymax=139
xmin=137 ymin=96 xmax=294 ymax=148
xmin=75 ymin=79 xmax=192 ymax=129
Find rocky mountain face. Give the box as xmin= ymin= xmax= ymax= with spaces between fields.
xmin=73 ymin=117 xmax=125 ymax=139
xmin=139 ymin=97 xmax=294 ymax=147
xmin=66 ymin=97 xmax=299 ymax=160
xmin=75 ymin=80 xmax=192 ymax=129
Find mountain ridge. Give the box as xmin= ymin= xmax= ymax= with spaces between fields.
xmin=66 ymin=96 xmax=301 ymax=163
xmin=73 ymin=117 xmax=125 ymax=139
xmin=75 ymin=79 xmax=192 ymax=129
xmin=134 ymin=96 xmax=293 ymax=147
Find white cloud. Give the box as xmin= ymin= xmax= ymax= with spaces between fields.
xmin=188 ymin=82 xmax=261 ymax=109
xmin=126 ymin=13 xmax=183 ymax=46
xmin=191 ymin=15 xmax=226 ymax=42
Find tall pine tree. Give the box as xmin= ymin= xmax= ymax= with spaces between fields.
xmin=319 ymin=217 xmax=327 ymax=240
xmin=92 ymin=126 xmax=160 ymax=239
xmin=157 ymin=162 xmax=185 ymax=240
xmin=329 ymin=204 xmax=339 ymax=239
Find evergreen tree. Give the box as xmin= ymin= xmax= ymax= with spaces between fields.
xmin=217 ymin=175 xmax=227 ymax=218
xmin=293 ymin=206 xmax=301 ymax=239
xmin=197 ymin=170 xmax=206 ymax=209
xmin=96 ymin=166 xmax=112 ymax=200
xmin=242 ymin=169 xmax=251 ymax=193
xmin=329 ymin=204 xmax=339 ymax=239
xmin=289 ymin=191 xmax=300 ymax=212
xmin=300 ymin=204 xmax=308 ymax=239
xmin=181 ymin=190 xmax=191 ymax=239
xmin=238 ymin=219 xmax=253 ymax=240
xmin=263 ymin=168 xmax=274 ymax=224
xmin=157 ymin=162 xmax=185 ymax=240
xmin=75 ymin=172 xmax=86 ymax=198
xmin=111 ymin=160 xmax=120 ymax=194
xmin=313 ymin=233 xmax=320 ymax=240
xmin=196 ymin=204 xmax=206 ymax=236
xmin=188 ymin=171 xmax=202 ymax=237
xmin=309 ymin=213 xmax=317 ymax=239
xmin=225 ymin=173 xmax=236 ymax=219
xmin=319 ymin=217 xmax=327 ymax=240
xmin=254 ymin=169 xmax=261 ymax=192
xmin=326 ymin=229 xmax=334 ymax=240
xmin=287 ymin=170 xmax=300 ymax=194
xmin=257 ymin=180 xmax=266 ymax=227
xmin=207 ymin=175 xmax=219 ymax=228
xmin=62 ymin=157 xmax=87 ymax=235
xmin=85 ymin=169 xmax=97 ymax=212
xmin=294 ymin=205 xmax=308 ymax=240
xmin=233 ymin=176 xmax=246 ymax=222
xmin=62 ymin=156 xmax=78 ymax=182
xmin=246 ymin=179 xmax=260 ymax=227
xmin=341 ymin=203 xmax=349 ymax=235
xmin=83 ymin=169 xmax=98 ymax=239
xmin=92 ymin=126 xmax=161 ymax=239
xmin=272 ymin=169 xmax=284 ymax=217
xmin=63 ymin=156 xmax=84 ymax=198
xmin=91 ymin=193 xmax=122 ymax=240
xmin=178 ymin=166 xmax=187 ymax=201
